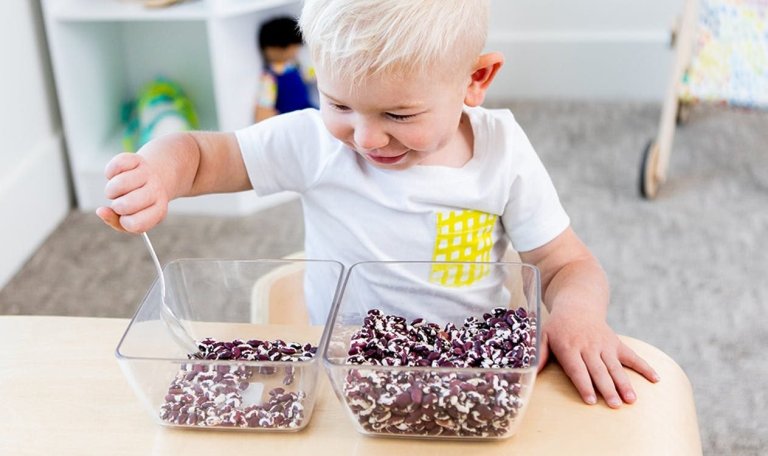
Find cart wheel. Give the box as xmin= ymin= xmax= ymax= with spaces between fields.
xmin=639 ymin=139 xmax=661 ymax=199
xmin=676 ymin=100 xmax=692 ymax=125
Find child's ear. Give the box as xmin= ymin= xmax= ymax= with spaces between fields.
xmin=464 ymin=52 xmax=504 ymax=107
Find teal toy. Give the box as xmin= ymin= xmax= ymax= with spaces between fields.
xmin=122 ymin=77 xmax=199 ymax=152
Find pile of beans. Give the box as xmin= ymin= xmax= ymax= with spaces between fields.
xmin=159 ymin=338 xmax=316 ymax=429
xmin=197 ymin=337 xmax=317 ymax=362
xmin=342 ymin=307 xmax=537 ymax=437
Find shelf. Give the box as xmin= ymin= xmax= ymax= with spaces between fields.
xmin=75 ymin=129 xmax=121 ymax=175
xmin=208 ymin=0 xmax=299 ymax=18
xmin=47 ymin=0 xmax=298 ymax=22
xmin=73 ymin=103 xmax=215 ymax=174
xmin=44 ymin=0 xmax=303 ymax=215
xmin=48 ymin=0 xmax=209 ymax=21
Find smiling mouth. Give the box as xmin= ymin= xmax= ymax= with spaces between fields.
xmin=367 ymin=150 xmax=409 ymax=165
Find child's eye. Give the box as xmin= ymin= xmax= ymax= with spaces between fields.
xmin=330 ymin=103 xmax=350 ymax=112
xmin=386 ymin=113 xmax=417 ymax=121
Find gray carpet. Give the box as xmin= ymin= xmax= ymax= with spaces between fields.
xmin=1 ymin=101 xmax=766 ymax=454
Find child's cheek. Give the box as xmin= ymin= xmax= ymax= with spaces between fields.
xmin=402 ymin=130 xmax=435 ymax=150
xmin=321 ymin=113 xmax=350 ymax=143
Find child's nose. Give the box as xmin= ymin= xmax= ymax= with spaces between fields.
xmin=353 ymin=121 xmax=388 ymax=150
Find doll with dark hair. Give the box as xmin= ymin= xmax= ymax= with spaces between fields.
xmin=254 ymin=16 xmax=316 ymax=122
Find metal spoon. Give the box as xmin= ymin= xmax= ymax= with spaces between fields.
xmin=140 ymin=232 xmax=200 ymax=356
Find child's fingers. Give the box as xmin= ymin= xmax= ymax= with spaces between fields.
xmin=585 ymin=353 xmax=622 ymax=408
xmin=116 ymin=202 xmax=167 ymax=234
xmin=96 ymin=206 xmax=127 ymax=232
xmin=100 ymin=153 xmax=165 ymax=234
xmin=557 ymin=352 xmax=597 ymax=405
xmin=110 ymin=184 xmax=160 ymax=217
xmin=602 ymin=353 xmax=637 ymax=405
xmin=104 ymin=152 xmax=142 ymax=179
xmin=618 ymin=344 xmax=661 ymax=383
xmin=105 ymin=166 xmax=149 ymax=200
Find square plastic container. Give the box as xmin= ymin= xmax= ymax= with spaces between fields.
xmin=116 ymin=258 xmax=344 ymax=431
xmin=323 ymin=260 xmax=540 ymax=440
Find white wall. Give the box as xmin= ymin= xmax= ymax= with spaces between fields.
xmin=0 ymin=1 xmax=71 ymax=289
xmin=486 ymin=0 xmax=684 ymax=101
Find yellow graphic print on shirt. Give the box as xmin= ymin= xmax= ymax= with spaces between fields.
xmin=430 ymin=210 xmax=498 ymax=287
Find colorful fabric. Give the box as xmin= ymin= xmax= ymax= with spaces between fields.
xmin=681 ymin=0 xmax=768 ymax=108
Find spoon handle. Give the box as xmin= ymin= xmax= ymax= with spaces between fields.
xmin=141 ymin=232 xmax=199 ymax=355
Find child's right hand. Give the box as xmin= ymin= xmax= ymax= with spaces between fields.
xmin=96 ymin=152 xmax=170 ymax=233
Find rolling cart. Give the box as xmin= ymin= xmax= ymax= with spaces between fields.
xmin=640 ymin=0 xmax=768 ymax=198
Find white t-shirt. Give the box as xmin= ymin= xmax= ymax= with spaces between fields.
xmin=236 ymin=106 xmax=569 ymax=323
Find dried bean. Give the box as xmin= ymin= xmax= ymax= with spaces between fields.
xmin=159 ymin=337 xmax=317 ymax=429
xmin=342 ymin=307 xmax=536 ymax=437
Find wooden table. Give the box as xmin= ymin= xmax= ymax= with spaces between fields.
xmin=0 ymin=316 xmax=701 ymax=455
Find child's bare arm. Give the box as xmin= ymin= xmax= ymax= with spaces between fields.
xmin=96 ymin=131 xmax=250 ymax=233
xmin=519 ymin=227 xmax=659 ymax=408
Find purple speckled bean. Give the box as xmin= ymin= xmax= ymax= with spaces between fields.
xmin=342 ymin=307 xmax=536 ymax=437
xmin=159 ymin=337 xmax=317 ymax=429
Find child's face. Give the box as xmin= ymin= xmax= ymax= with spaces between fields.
xmin=315 ymin=67 xmax=470 ymax=170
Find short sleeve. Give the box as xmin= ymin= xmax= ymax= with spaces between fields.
xmin=235 ymin=109 xmax=336 ymax=195
xmin=500 ymin=121 xmax=570 ymax=252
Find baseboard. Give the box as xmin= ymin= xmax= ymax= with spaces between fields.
xmin=486 ymin=31 xmax=673 ymax=102
xmin=0 ymin=133 xmax=71 ymax=289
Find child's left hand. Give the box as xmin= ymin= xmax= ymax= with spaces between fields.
xmin=537 ymin=307 xmax=660 ymax=408
xmin=520 ymin=227 xmax=660 ymax=408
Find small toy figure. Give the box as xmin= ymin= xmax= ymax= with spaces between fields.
xmin=254 ymin=17 xmax=316 ymax=122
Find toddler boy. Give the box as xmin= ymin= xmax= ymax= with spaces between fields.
xmin=98 ymin=0 xmax=659 ymax=408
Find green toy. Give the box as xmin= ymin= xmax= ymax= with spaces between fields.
xmin=122 ymin=77 xmax=199 ymax=152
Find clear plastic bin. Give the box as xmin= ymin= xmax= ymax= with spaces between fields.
xmin=116 ymin=258 xmax=344 ymax=431
xmin=323 ymin=260 xmax=540 ymax=440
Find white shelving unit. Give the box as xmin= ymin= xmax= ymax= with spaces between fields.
xmin=42 ymin=0 xmax=302 ymax=214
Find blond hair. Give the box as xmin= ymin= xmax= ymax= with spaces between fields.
xmin=299 ymin=0 xmax=489 ymax=84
